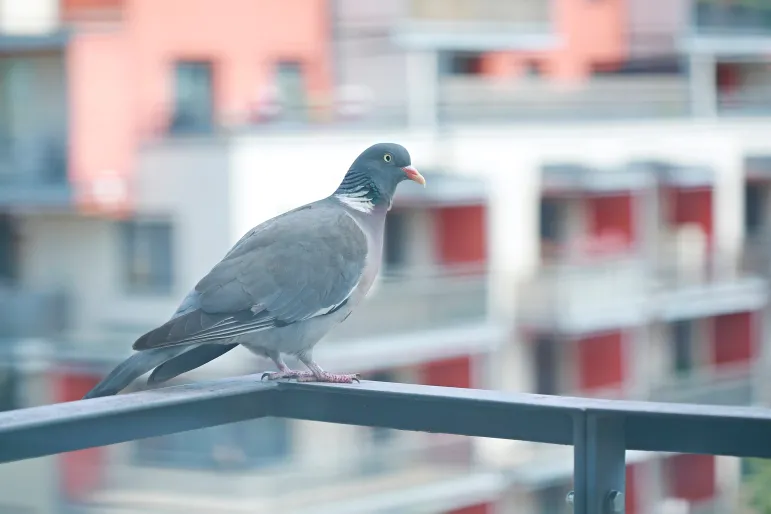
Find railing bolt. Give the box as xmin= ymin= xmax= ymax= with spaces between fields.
xmin=566 ymin=490 xmax=574 ymax=507
xmin=606 ymin=490 xmax=624 ymax=513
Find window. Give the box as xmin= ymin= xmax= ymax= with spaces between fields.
xmin=0 ymin=358 xmax=19 ymax=412
xmin=0 ymin=214 xmax=19 ymax=283
xmin=534 ymin=335 xmax=559 ymax=395
xmin=745 ymin=183 xmax=766 ymax=236
xmin=134 ymin=417 xmax=290 ymax=470
xmin=170 ymin=61 xmax=214 ymax=134
xmin=274 ymin=61 xmax=307 ymax=123
xmin=539 ymin=197 xmax=565 ymax=242
xmin=120 ymin=220 xmax=174 ymax=294
xmin=384 ymin=209 xmax=409 ymax=270
xmin=671 ymin=319 xmax=694 ymax=375
xmin=445 ymin=51 xmax=483 ymax=75
xmin=538 ymin=482 xmax=572 ymax=514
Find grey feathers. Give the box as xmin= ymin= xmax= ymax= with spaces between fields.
xmin=133 ymin=200 xmax=368 ymax=351
xmin=147 ymin=344 xmax=238 ymax=385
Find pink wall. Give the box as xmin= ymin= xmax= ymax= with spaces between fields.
xmin=68 ymin=30 xmax=134 ymax=213
xmin=67 ymin=0 xmax=331 ymax=214
xmin=481 ymin=0 xmax=627 ymax=82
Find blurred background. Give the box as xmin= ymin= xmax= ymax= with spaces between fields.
xmin=2 ymin=0 xmax=771 ymax=512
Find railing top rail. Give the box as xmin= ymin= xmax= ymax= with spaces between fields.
xmin=2 ymin=376 xmax=771 ymax=466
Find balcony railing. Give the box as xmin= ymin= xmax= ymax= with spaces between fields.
xmin=84 ymin=435 xmax=476 ymax=511
xmin=406 ymin=0 xmax=550 ymax=25
xmin=3 ymin=377 xmax=771 ymax=514
xmin=439 ymin=76 xmax=690 ymax=123
xmin=692 ymin=0 xmax=771 ymax=36
xmin=331 ymin=264 xmax=488 ymax=339
xmin=516 ymin=257 xmax=649 ymax=333
xmin=398 ymin=0 xmax=553 ymax=49
xmin=0 ymin=284 xmax=69 ymax=339
xmin=0 ymin=135 xmax=71 ymax=205
xmin=648 ymin=365 xmax=755 ymax=406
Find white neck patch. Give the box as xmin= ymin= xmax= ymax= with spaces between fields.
xmin=335 ymin=188 xmax=375 ymax=213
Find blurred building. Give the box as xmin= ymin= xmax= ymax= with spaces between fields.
xmin=1 ymin=0 xmax=771 ymax=514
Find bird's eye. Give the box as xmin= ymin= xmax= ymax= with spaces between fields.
xmin=383 ymin=153 xmax=392 ymax=163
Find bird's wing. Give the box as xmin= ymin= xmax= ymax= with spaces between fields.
xmin=132 ymin=201 xmax=368 ymax=351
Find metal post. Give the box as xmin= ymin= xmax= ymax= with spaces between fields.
xmin=573 ymin=413 xmax=626 ymax=514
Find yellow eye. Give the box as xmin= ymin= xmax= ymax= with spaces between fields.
xmin=383 ymin=153 xmax=392 ymax=163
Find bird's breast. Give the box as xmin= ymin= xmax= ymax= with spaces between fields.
xmin=343 ymin=211 xmax=385 ymax=306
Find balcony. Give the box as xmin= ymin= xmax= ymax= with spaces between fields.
xmin=0 ymin=284 xmax=69 ymax=340
xmin=653 ymin=250 xmax=768 ymax=321
xmin=0 ymin=135 xmax=71 ymax=206
xmin=331 ymin=265 xmax=489 ymax=340
xmin=516 ymin=258 xmax=649 ymax=334
xmin=648 ymin=365 xmax=755 ymax=406
xmin=393 ymin=0 xmax=554 ymax=50
xmin=0 ymin=51 xmax=70 ymax=206
xmin=440 ymin=76 xmax=690 ymax=123
xmin=80 ymin=436 xmax=489 ymax=513
xmin=691 ymin=0 xmax=771 ymax=36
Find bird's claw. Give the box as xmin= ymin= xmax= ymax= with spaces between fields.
xmin=260 ymin=370 xmax=361 ymax=384
xmin=261 ymin=370 xmax=313 ymax=381
xmin=296 ymin=372 xmax=361 ymax=384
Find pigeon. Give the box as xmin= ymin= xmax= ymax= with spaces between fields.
xmin=83 ymin=143 xmax=424 ymax=399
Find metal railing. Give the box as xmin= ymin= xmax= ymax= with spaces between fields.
xmin=2 ymin=377 xmax=771 ymax=514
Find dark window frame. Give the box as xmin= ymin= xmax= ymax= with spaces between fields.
xmin=120 ymin=218 xmax=174 ymax=295
xmin=170 ymin=60 xmax=216 ymax=135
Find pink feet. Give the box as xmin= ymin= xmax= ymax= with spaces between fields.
xmin=296 ymin=372 xmax=361 ymax=384
xmin=261 ymin=370 xmax=313 ymax=381
xmin=260 ymin=370 xmax=360 ymax=383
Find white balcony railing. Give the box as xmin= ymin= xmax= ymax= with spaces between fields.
xmin=516 ymin=257 xmax=650 ymax=333
xmin=333 ymin=264 xmax=488 ymax=339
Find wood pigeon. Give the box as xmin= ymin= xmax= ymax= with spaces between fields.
xmin=83 ymin=143 xmax=424 ymax=399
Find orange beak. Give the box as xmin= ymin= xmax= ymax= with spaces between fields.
xmin=402 ymin=165 xmax=426 ymax=187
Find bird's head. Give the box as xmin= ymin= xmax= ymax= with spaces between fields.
xmin=335 ymin=143 xmax=425 ymax=212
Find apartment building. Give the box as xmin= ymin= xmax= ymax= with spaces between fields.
xmin=1 ymin=1 xmax=501 ymax=513
xmin=2 ymin=0 xmax=771 ymax=514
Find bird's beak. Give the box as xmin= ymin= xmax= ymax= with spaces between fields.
xmin=402 ymin=166 xmax=426 ymax=187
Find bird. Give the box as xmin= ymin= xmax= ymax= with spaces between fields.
xmin=82 ymin=142 xmax=425 ymax=399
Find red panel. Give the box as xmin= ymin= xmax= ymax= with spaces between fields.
xmin=586 ymin=193 xmax=635 ymax=250
xmin=712 ymin=312 xmax=754 ymax=366
xmin=435 ymin=205 xmax=487 ymax=266
xmin=668 ymin=454 xmax=716 ymax=501
xmin=576 ymin=331 xmax=624 ymax=391
xmin=447 ymin=504 xmax=491 ymax=514
xmin=53 ymin=371 xmax=106 ymax=502
xmin=669 ymin=188 xmax=714 ymax=245
xmin=61 ymin=0 xmax=124 ymax=17
xmin=421 ymin=356 xmax=472 ymax=389
xmin=626 ymin=463 xmax=638 ymax=514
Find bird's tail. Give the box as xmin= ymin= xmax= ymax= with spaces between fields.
xmin=147 ymin=343 xmax=238 ymax=386
xmin=82 ymin=346 xmax=190 ymax=399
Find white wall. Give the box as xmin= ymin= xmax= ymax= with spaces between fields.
xmin=229 ymin=130 xmax=443 ymax=241
xmin=0 ymin=0 xmax=59 ymax=34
